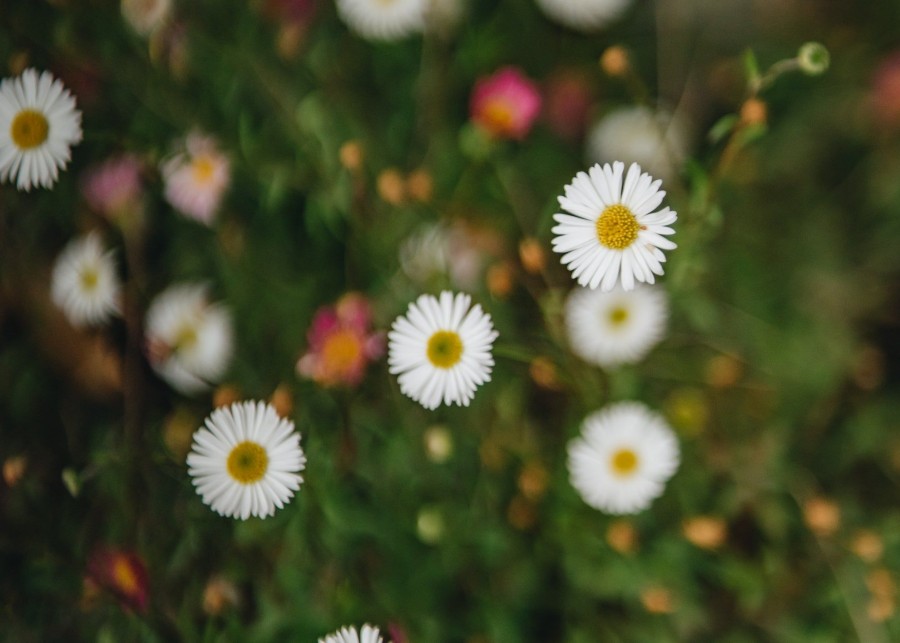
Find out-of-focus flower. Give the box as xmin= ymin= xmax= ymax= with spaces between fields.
xmin=320 ymin=624 xmax=387 ymax=643
xmin=51 ymin=232 xmax=121 ymax=328
xmin=486 ymin=261 xmax=515 ymax=298
xmin=568 ymin=402 xmax=680 ymax=514
xmin=2 ymin=455 xmax=27 ymax=487
xmin=270 ymin=383 xmax=294 ymax=417
xmin=336 ymin=0 xmax=426 ymax=41
xmin=145 ymin=283 xmax=233 ymax=394
xmin=606 ymin=519 xmax=637 ymax=554
xmin=187 ymin=401 xmax=306 ymax=520
xmin=377 ymin=167 xmax=406 ymax=205
xmin=121 ymin=0 xmax=171 ymax=35
xmin=586 ymin=106 xmax=689 ymax=184
xmin=0 ymin=68 xmax=82 ymax=191
xmin=80 ymin=154 xmax=144 ymax=220
xmin=564 ymin=285 xmax=668 ymax=368
xmin=202 ymin=575 xmax=241 ymax=616
xmin=551 ymin=161 xmax=677 ymax=291
xmin=803 ymin=496 xmax=841 ymax=537
xmin=86 ymin=548 xmax=149 ymax=613
xmin=740 ymin=98 xmax=768 ymax=127
xmin=871 ymin=50 xmax=900 ymax=129
xmin=399 ymin=221 xmax=496 ymax=290
xmin=406 ymin=167 xmax=434 ymax=202
xmin=535 ymin=0 xmax=631 ymax=32
xmin=388 ymin=291 xmax=497 ymax=410
xmin=851 ymin=530 xmax=884 ymax=563
xmin=599 ymin=46 xmax=630 ymax=77
xmin=543 ymin=70 xmax=593 ymax=140
xmin=161 ymin=132 xmax=230 ymax=225
xmin=529 ymin=356 xmax=562 ymax=390
xmin=416 ymin=507 xmax=444 ymax=544
xmin=640 ymin=586 xmax=675 ymax=614
xmin=682 ymin=515 xmax=727 ymax=549
xmin=339 ymin=140 xmax=364 ymax=171
xmin=297 ymin=292 xmax=384 ymax=387
xmin=518 ymin=237 xmax=546 ymax=274
xmin=470 ymin=67 xmax=542 ymax=140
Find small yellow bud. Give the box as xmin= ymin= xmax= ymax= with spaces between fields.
xmin=600 ymin=46 xmax=630 ymax=77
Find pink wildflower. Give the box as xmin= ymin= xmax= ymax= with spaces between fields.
xmin=872 ymin=50 xmax=900 ymax=130
xmin=297 ymin=292 xmax=384 ymax=387
xmin=85 ymin=547 xmax=149 ymax=614
xmin=161 ymin=132 xmax=230 ymax=225
xmin=470 ymin=66 xmax=542 ymax=140
xmin=81 ymin=154 xmax=144 ymax=219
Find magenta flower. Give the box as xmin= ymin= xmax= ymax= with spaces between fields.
xmin=297 ymin=292 xmax=384 ymax=387
xmin=470 ymin=66 xmax=542 ymax=140
xmin=161 ymin=132 xmax=230 ymax=225
xmin=81 ymin=154 xmax=144 ymax=219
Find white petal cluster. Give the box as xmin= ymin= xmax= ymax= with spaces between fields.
xmin=535 ymin=0 xmax=632 ymax=32
xmin=51 ymin=232 xmax=121 ymax=328
xmin=336 ymin=0 xmax=427 ymax=41
xmin=319 ymin=624 xmax=386 ymax=643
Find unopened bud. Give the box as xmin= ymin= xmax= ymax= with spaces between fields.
xmin=798 ymin=42 xmax=830 ymax=76
xmin=406 ymin=168 xmax=434 ymax=203
xmin=377 ymin=168 xmax=406 ymax=206
xmin=518 ymin=237 xmax=546 ymax=274
xmin=600 ymin=46 xmax=630 ymax=77
xmin=740 ymin=98 xmax=767 ymax=126
xmin=339 ymin=140 xmax=364 ymax=171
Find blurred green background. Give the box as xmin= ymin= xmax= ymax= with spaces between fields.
xmin=1 ymin=0 xmax=900 ymax=641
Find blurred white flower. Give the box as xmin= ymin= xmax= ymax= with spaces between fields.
xmin=187 ymin=401 xmax=306 ymax=520
xmin=551 ymin=161 xmax=677 ymax=291
xmin=388 ymin=291 xmax=497 ymax=410
xmin=535 ymin=0 xmax=631 ymax=32
xmin=565 ymin=285 xmax=668 ymax=368
xmin=568 ymin=402 xmax=679 ymax=514
xmin=425 ymin=0 xmax=466 ymax=34
xmin=0 ymin=68 xmax=82 ymax=191
xmin=51 ymin=232 xmax=121 ymax=328
xmin=336 ymin=0 xmax=426 ymax=41
xmin=145 ymin=283 xmax=233 ymax=394
xmin=161 ymin=132 xmax=230 ymax=225
xmin=586 ymin=106 xmax=689 ymax=184
xmin=121 ymin=0 xmax=171 ymax=36
xmin=320 ymin=624 xmax=386 ymax=643
xmin=399 ymin=222 xmax=488 ymax=290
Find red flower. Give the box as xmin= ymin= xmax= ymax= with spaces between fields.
xmin=470 ymin=67 xmax=542 ymax=140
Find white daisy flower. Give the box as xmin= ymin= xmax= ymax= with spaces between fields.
xmin=388 ymin=291 xmax=497 ymax=410
xmin=535 ymin=0 xmax=631 ymax=32
xmin=50 ymin=232 xmax=121 ymax=328
xmin=586 ymin=106 xmax=689 ymax=185
xmin=568 ymin=402 xmax=679 ymax=515
xmin=145 ymin=283 xmax=234 ymax=395
xmin=160 ymin=132 xmax=230 ymax=225
xmin=319 ymin=624 xmax=386 ymax=643
xmin=187 ymin=401 xmax=306 ymax=520
xmin=551 ymin=161 xmax=677 ymax=292
xmin=0 ymin=68 xmax=82 ymax=191
xmin=565 ymin=284 xmax=668 ymax=368
xmin=336 ymin=0 xmax=426 ymax=41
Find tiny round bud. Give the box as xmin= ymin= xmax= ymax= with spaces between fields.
xmin=705 ymin=354 xmax=743 ymax=389
xmin=798 ymin=42 xmax=830 ymax=76
xmin=2 ymin=455 xmax=27 ymax=488
xmin=416 ymin=507 xmax=444 ymax=544
xmin=203 ymin=575 xmax=240 ymax=616
xmin=406 ymin=168 xmax=434 ymax=203
xmin=851 ymin=530 xmax=884 ymax=563
xmin=600 ymin=46 xmax=630 ymax=77
xmin=339 ymin=140 xmax=364 ymax=171
xmin=606 ymin=519 xmax=637 ymax=554
xmin=377 ymin=168 xmax=406 ymax=205
xmin=486 ymin=262 xmax=514 ymax=298
xmin=270 ymin=384 xmax=293 ymax=418
xmin=740 ymin=98 xmax=768 ymax=126
xmin=517 ymin=462 xmax=549 ymax=501
xmin=213 ymin=384 xmax=241 ymax=408
xmin=640 ymin=586 xmax=675 ymax=614
xmin=423 ymin=425 xmax=453 ymax=463
xmin=803 ymin=497 xmax=841 ymax=537
xmin=529 ymin=356 xmax=562 ymax=391
xmin=682 ymin=515 xmax=727 ymax=550
xmin=518 ymin=237 xmax=546 ymax=274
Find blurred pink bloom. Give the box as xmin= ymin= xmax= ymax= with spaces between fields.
xmin=86 ymin=547 xmax=149 ymax=614
xmin=470 ymin=66 xmax=542 ymax=140
xmin=161 ymin=132 xmax=230 ymax=225
xmin=872 ymin=50 xmax=900 ymax=129
xmin=297 ymin=292 xmax=384 ymax=387
xmin=81 ymin=154 xmax=144 ymax=218
xmin=543 ymin=70 xmax=594 ymax=141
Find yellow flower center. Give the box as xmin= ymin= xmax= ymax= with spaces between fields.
xmin=608 ymin=306 xmax=629 ymax=326
xmin=10 ymin=109 xmax=49 ymax=150
xmin=111 ymin=557 xmax=140 ymax=595
xmin=80 ymin=267 xmax=99 ymax=292
xmin=321 ymin=329 xmax=363 ymax=373
xmin=427 ymin=330 xmax=463 ymax=369
xmin=610 ymin=448 xmax=639 ymax=477
xmin=191 ymin=155 xmax=217 ymax=184
xmin=596 ymin=204 xmax=640 ymax=250
xmin=226 ymin=441 xmax=268 ymax=484
xmin=481 ymin=99 xmax=515 ymax=136
xmin=173 ymin=324 xmax=198 ymax=352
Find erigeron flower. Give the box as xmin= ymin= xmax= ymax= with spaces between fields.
xmin=297 ymin=292 xmax=385 ymax=387
xmin=565 ymin=285 xmax=668 ymax=367
xmin=568 ymin=402 xmax=679 ymax=514
xmin=399 ymin=221 xmax=494 ymax=290
xmin=336 ymin=0 xmax=426 ymax=41
xmin=85 ymin=547 xmax=149 ymax=613
xmin=586 ymin=106 xmax=689 ymax=184
xmin=551 ymin=161 xmax=677 ymax=291
xmin=160 ymin=132 xmax=230 ymax=225
xmin=121 ymin=0 xmax=172 ymax=35
xmin=187 ymin=401 xmax=306 ymax=520
xmin=388 ymin=291 xmax=497 ymax=410
xmin=320 ymin=624 xmax=387 ymax=643
xmin=81 ymin=154 xmax=144 ymax=219
xmin=535 ymin=0 xmax=631 ymax=32
xmin=145 ymin=283 xmax=233 ymax=394
xmin=51 ymin=232 xmax=121 ymax=328
xmin=0 ymin=68 xmax=82 ymax=191
xmin=470 ymin=67 xmax=542 ymax=140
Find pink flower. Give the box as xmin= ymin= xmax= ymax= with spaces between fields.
xmin=470 ymin=66 xmax=542 ymax=140
xmin=85 ymin=547 xmax=149 ymax=614
xmin=297 ymin=292 xmax=384 ymax=387
xmin=81 ymin=154 xmax=144 ymax=219
xmin=872 ymin=50 xmax=900 ymax=129
xmin=161 ymin=132 xmax=230 ymax=225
